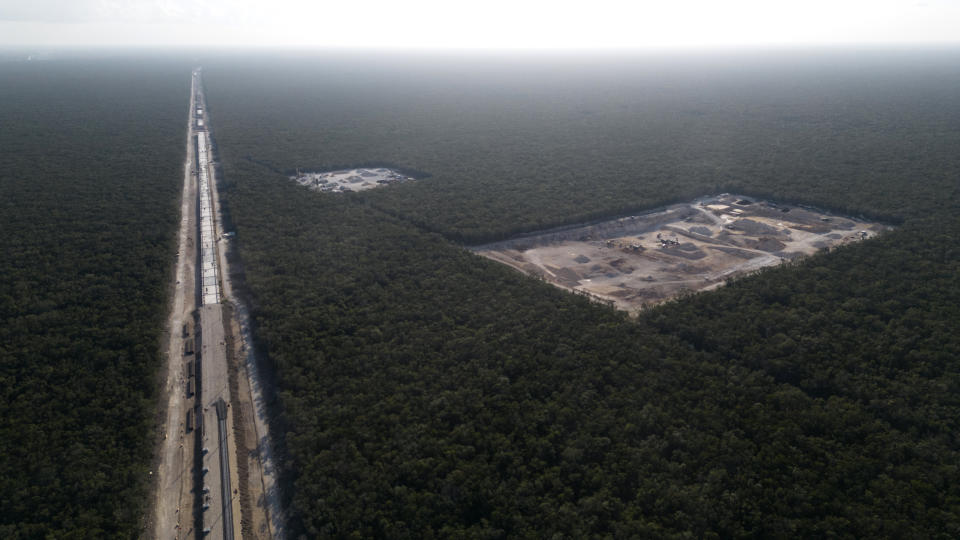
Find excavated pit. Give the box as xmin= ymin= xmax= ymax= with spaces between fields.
xmin=475 ymin=194 xmax=891 ymax=312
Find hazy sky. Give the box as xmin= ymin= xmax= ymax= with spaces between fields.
xmin=1 ymin=0 xmax=958 ymax=49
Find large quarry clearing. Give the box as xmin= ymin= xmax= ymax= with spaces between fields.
xmin=476 ymin=194 xmax=890 ymax=312
xmin=292 ymin=167 xmax=414 ymax=193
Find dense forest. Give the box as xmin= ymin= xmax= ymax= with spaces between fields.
xmin=202 ymin=49 xmax=960 ymax=537
xmin=0 ymin=58 xmax=187 ymax=537
xmin=205 ymin=50 xmax=959 ymax=242
xmin=2 ymin=50 xmax=956 ymax=537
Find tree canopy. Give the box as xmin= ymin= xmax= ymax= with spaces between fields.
xmin=202 ymin=50 xmax=960 ymax=537
xmin=0 ymin=58 xmax=187 ymax=538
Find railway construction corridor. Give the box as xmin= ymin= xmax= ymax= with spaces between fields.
xmin=152 ymin=67 xmax=284 ymax=540
xmin=194 ymin=71 xmax=240 ymax=540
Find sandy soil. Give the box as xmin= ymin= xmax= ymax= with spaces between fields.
xmin=476 ymin=194 xmax=890 ymax=313
xmin=149 ymin=74 xmax=200 ymax=540
xmin=220 ymin=288 xmax=286 ymax=539
xmin=227 ymin=303 xmax=284 ymax=539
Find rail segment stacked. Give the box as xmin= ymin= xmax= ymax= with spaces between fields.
xmin=197 ymin=131 xmax=220 ymax=306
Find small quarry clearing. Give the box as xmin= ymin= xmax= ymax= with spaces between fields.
xmin=476 ymin=194 xmax=890 ymax=312
xmin=292 ymin=167 xmax=414 ymax=193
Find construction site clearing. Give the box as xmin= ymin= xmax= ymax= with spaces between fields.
xmin=475 ymin=194 xmax=891 ymax=313
xmin=292 ymin=167 xmax=414 ymax=193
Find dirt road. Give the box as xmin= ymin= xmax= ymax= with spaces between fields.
xmin=150 ymin=71 xmax=200 ymax=540
xmin=231 ymin=299 xmax=287 ymax=539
